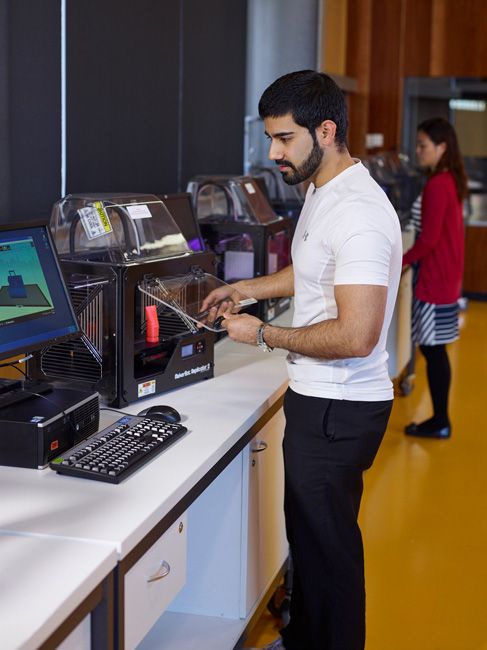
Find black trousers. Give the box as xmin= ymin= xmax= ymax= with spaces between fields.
xmin=280 ymin=387 xmax=393 ymax=650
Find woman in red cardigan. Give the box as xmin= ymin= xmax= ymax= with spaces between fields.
xmin=403 ymin=117 xmax=468 ymax=439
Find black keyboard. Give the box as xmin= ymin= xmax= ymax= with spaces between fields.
xmin=50 ymin=414 xmax=187 ymax=483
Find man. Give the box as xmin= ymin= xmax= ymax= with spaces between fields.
xmin=200 ymin=70 xmax=402 ymax=650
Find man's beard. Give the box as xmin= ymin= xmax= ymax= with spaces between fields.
xmin=276 ymin=137 xmax=324 ymax=185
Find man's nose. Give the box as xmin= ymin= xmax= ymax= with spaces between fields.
xmin=268 ymin=140 xmax=282 ymax=161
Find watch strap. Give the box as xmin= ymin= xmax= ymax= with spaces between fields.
xmin=257 ymin=323 xmax=273 ymax=352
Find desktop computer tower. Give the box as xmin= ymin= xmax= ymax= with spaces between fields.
xmin=0 ymin=386 xmax=99 ymax=469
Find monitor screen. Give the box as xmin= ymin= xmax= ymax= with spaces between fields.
xmin=159 ymin=193 xmax=205 ymax=252
xmin=0 ymin=221 xmax=81 ymax=362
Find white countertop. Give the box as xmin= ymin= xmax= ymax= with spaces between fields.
xmin=0 ymin=310 xmax=292 ymax=559
xmin=0 ymin=533 xmax=116 ymax=650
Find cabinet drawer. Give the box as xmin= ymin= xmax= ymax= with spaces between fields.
xmin=124 ymin=514 xmax=187 ymax=650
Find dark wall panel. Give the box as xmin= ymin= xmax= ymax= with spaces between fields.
xmin=181 ymin=0 xmax=247 ymax=185
xmin=66 ymin=0 xmax=180 ymax=195
xmin=0 ymin=0 xmax=10 ymax=220
xmin=2 ymin=0 xmax=61 ymax=223
xmin=2 ymin=0 xmax=248 ymax=224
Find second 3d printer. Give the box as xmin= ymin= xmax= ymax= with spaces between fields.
xmin=187 ymin=175 xmax=293 ymax=323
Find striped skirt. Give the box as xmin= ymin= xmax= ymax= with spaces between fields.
xmin=411 ymin=297 xmax=459 ymax=345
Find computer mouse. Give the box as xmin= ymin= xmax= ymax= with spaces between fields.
xmin=141 ymin=404 xmax=181 ymax=424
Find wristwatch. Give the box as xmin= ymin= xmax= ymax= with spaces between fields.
xmin=257 ymin=323 xmax=273 ymax=352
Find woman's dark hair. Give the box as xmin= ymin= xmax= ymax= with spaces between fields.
xmin=258 ymin=70 xmax=348 ymax=151
xmin=418 ymin=117 xmax=469 ymax=202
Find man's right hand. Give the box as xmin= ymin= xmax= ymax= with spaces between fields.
xmin=197 ymin=283 xmax=251 ymax=329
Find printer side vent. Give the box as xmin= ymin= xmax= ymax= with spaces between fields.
xmin=39 ymin=276 xmax=105 ymax=383
xmin=69 ymin=278 xmax=105 ymax=354
xmin=41 ymin=336 xmax=102 ymax=383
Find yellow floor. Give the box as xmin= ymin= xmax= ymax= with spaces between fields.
xmin=245 ymin=300 xmax=487 ymax=650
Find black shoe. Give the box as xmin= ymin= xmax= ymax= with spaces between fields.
xmin=405 ymin=422 xmax=451 ymax=439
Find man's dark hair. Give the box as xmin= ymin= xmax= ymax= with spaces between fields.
xmin=258 ymin=70 xmax=349 ymax=151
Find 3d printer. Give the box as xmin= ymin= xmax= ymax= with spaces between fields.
xmin=28 ymin=193 xmax=217 ymax=408
xmin=250 ymin=165 xmax=304 ymax=229
xmin=187 ymin=175 xmax=293 ymax=323
xmin=244 ymin=116 xmax=304 ymax=228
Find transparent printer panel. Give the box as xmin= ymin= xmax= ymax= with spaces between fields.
xmin=50 ymin=193 xmax=191 ymax=264
xmin=187 ymin=175 xmax=276 ymax=225
xmin=138 ymin=270 xmax=257 ymax=333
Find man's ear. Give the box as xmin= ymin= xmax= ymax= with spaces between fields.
xmin=316 ymin=120 xmax=336 ymax=145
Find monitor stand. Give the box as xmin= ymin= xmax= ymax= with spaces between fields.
xmin=0 ymin=378 xmax=53 ymax=410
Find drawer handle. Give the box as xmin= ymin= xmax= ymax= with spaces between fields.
xmin=147 ymin=561 xmax=170 ymax=583
xmin=251 ymin=441 xmax=268 ymax=453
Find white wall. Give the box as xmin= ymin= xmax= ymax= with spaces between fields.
xmin=244 ymin=0 xmax=320 ymax=169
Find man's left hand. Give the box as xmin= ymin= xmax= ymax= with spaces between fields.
xmin=222 ymin=312 xmax=263 ymax=346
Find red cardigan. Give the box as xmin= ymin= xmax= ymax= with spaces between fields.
xmin=403 ymin=171 xmax=464 ymax=304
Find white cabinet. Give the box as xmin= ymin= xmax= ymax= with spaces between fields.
xmin=386 ymin=265 xmax=413 ymax=379
xmin=167 ymin=408 xmax=288 ymax=623
xmin=166 ymin=452 xmax=245 ymax=619
xmin=124 ymin=514 xmax=187 ymax=650
xmin=387 ymin=228 xmax=415 ymax=380
xmin=240 ymin=409 xmax=288 ymax=617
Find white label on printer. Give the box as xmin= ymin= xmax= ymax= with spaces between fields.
xmin=245 ymin=182 xmax=256 ymax=194
xmin=138 ymin=379 xmax=156 ymax=397
xmin=78 ymin=203 xmax=113 ymax=240
xmin=126 ymin=204 xmax=152 ymax=219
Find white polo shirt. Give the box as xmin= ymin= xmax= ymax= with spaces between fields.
xmin=287 ymin=160 xmax=402 ymax=401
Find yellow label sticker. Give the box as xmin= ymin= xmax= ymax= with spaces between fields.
xmin=95 ymin=202 xmax=112 ymax=233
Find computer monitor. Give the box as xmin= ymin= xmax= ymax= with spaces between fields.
xmin=0 ymin=220 xmax=82 ymax=366
xmin=158 ymin=193 xmax=206 ymax=252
